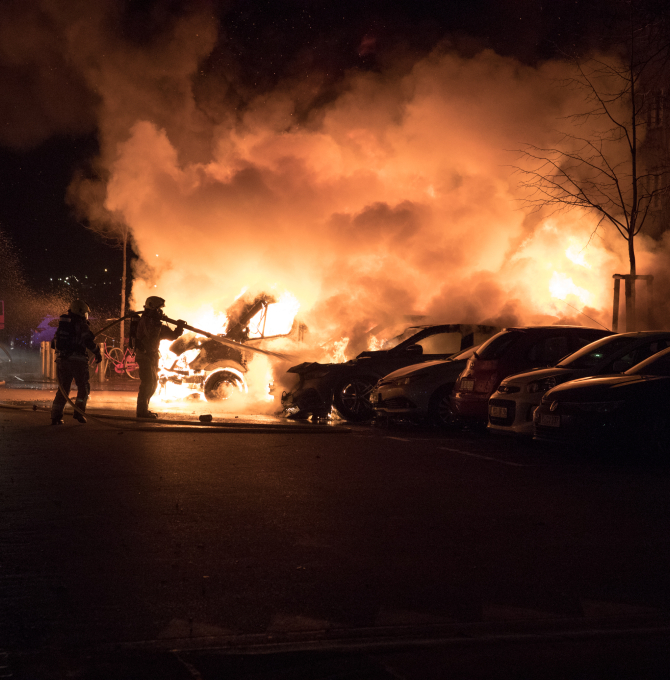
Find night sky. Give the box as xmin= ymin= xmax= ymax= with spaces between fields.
xmin=0 ymin=0 xmax=635 ymax=313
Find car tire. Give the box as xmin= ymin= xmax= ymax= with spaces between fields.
xmin=333 ymin=376 xmax=376 ymax=422
xmin=429 ymin=385 xmax=459 ymax=429
xmin=204 ymin=370 xmax=245 ymax=402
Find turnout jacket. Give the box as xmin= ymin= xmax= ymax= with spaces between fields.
xmin=51 ymin=313 xmax=101 ymax=362
xmin=135 ymin=310 xmax=183 ymax=357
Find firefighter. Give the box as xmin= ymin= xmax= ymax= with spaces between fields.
xmin=50 ymin=299 xmax=102 ymax=425
xmin=134 ymin=296 xmax=185 ymax=418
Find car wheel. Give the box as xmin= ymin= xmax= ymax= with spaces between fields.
xmin=334 ymin=376 xmax=376 ymax=422
xmin=204 ymin=370 xmax=245 ymax=402
xmin=429 ymin=386 xmax=459 ymax=429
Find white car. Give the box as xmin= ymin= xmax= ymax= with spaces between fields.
xmin=487 ymin=331 xmax=670 ymax=436
xmin=370 ymin=345 xmax=480 ymax=427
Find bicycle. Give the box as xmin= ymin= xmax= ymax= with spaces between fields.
xmin=90 ymin=336 xmax=140 ymax=379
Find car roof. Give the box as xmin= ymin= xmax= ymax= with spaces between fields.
xmin=501 ymin=326 xmax=611 ymax=331
xmin=604 ymin=330 xmax=670 ymax=337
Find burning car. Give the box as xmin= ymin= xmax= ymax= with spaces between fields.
xmin=159 ymin=293 xmax=298 ymax=402
xmin=281 ymin=324 xmax=498 ymax=422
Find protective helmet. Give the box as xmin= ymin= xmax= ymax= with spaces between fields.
xmin=144 ymin=296 xmax=166 ymax=310
xmin=69 ymin=300 xmax=91 ymax=319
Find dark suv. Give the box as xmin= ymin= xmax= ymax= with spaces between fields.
xmin=281 ymin=324 xmax=498 ymax=421
xmin=450 ymin=326 xmax=613 ymax=422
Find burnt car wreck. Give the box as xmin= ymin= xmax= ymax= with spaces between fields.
xmin=163 ymin=293 xmax=293 ymax=401
xmin=281 ymin=324 xmax=498 ymax=422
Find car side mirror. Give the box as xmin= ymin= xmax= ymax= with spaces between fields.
xmin=406 ymin=344 xmax=423 ymax=355
xmin=612 ymin=360 xmax=629 ymax=373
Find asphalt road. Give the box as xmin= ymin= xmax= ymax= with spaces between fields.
xmin=1 ymin=390 xmax=670 ymax=678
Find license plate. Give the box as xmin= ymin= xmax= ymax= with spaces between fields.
xmin=540 ymin=414 xmax=560 ymax=427
xmin=461 ymin=379 xmax=475 ymax=391
xmin=490 ymin=406 xmax=507 ymax=418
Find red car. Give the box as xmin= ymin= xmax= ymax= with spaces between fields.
xmin=450 ymin=326 xmax=613 ymax=422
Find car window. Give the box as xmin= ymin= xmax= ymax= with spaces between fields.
xmin=526 ymin=335 xmax=570 ymax=366
xmin=557 ymin=336 xmax=636 ymax=370
xmin=627 ymin=346 xmax=670 ymax=376
xmin=382 ymin=327 xmax=428 ymax=350
xmin=413 ymin=332 xmax=462 ymax=354
xmin=605 ymin=339 xmax=670 ymax=372
xmin=477 ymin=330 xmax=522 ymax=360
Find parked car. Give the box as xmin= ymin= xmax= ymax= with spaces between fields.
xmin=281 ymin=324 xmax=498 ymax=421
xmin=533 ymin=346 xmax=670 ymax=455
xmin=450 ymin=326 xmax=613 ymax=423
xmin=488 ymin=331 xmax=670 ymax=436
xmin=370 ymin=344 xmax=480 ymax=427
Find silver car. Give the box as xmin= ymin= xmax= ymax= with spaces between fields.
xmin=370 ymin=345 xmax=479 ymax=427
xmin=487 ymin=331 xmax=670 ymax=436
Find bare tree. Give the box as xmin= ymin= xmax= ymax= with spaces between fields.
xmin=516 ymin=2 xmax=670 ymax=329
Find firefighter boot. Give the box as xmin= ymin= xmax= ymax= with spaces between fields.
xmin=137 ymin=411 xmax=158 ymax=419
xmin=51 ymin=418 xmax=64 ymax=425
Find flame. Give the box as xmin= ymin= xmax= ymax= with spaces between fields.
xmin=548 ymin=272 xmax=592 ymax=305
xmin=325 ymin=337 xmax=350 ymax=363
xmin=150 ymin=290 xmax=300 ymax=408
xmin=248 ymin=291 xmax=300 ymax=338
xmin=367 ymin=335 xmax=382 ymax=351
xmin=565 ymin=243 xmax=592 ymax=269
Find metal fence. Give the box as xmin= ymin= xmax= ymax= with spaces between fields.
xmin=40 ymin=342 xmax=108 ymax=383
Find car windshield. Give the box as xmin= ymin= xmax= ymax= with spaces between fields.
xmin=556 ymin=335 xmax=637 ymax=369
xmin=476 ymin=330 xmax=522 ymax=360
xmin=381 ymin=326 xmax=428 ymax=350
xmin=626 ymin=347 xmax=670 ymax=376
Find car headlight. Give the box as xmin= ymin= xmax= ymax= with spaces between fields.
xmin=526 ymin=377 xmax=557 ymax=394
xmin=392 ymin=374 xmax=428 ymax=386
xmin=497 ymin=382 xmax=521 ymax=394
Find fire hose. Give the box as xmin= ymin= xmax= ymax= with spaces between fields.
xmin=1 ymin=314 xmax=345 ymax=433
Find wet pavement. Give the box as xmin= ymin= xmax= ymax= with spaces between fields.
xmin=2 ymin=382 xmax=670 ymax=678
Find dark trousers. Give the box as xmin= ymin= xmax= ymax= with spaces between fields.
xmin=136 ymin=352 xmax=159 ymax=415
xmin=51 ymin=358 xmax=90 ymax=419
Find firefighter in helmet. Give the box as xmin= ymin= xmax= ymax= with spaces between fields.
xmin=50 ymin=299 xmax=102 ymax=425
xmin=134 ymin=296 xmax=185 ymax=418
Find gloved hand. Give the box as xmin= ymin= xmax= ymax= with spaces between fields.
xmin=94 ymin=351 xmax=102 ymax=364
xmin=175 ymin=320 xmax=186 ymax=336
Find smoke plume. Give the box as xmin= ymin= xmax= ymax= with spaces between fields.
xmin=3 ymin=1 xmax=668 ymax=364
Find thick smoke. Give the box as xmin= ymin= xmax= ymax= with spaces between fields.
xmin=3 ymin=1 xmax=667 ymax=365
xmin=95 ymin=46 xmax=633 ymax=352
